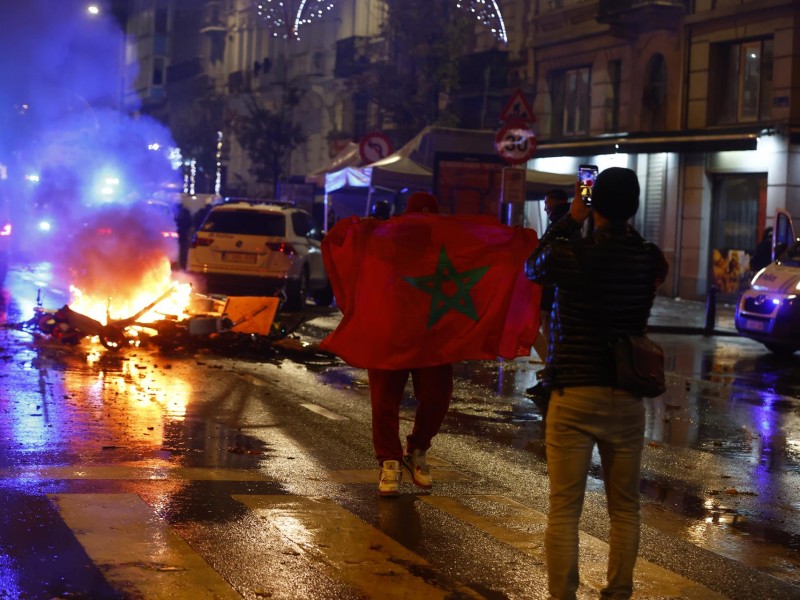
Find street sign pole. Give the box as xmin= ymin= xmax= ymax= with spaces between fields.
xmin=495 ymin=89 xmax=537 ymax=224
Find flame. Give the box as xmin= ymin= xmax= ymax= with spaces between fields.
xmin=69 ymin=257 xmax=192 ymax=328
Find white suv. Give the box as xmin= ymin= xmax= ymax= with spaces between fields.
xmin=187 ymin=200 xmax=332 ymax=310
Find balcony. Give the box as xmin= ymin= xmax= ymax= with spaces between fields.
xmin=200 ymin=0 xmax=226 ymax=34
xmin=597 ymin=0 xmax=687 ymax=35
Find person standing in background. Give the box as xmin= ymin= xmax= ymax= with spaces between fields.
xmin=527 ymin=188 xmax=574 ymax=409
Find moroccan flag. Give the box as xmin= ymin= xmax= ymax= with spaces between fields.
xmin=320 ymin=213 xmax=541 ymax=369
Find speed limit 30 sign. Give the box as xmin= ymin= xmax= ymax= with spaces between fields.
xmin=495 ymin=124 xmax=537 ymax=165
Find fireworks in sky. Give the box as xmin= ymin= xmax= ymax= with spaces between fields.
xmin=253 ymin=0 xmax=507 ymax=43
xmin=456 ymin=0 xmax=508 ymax=43
xmin=254 ymin=0 xmax=337 ymax=39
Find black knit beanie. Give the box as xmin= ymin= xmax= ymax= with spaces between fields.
xmin=591 ymin=167 xmax=640 ymax=221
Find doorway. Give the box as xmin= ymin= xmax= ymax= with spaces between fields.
xmin=709 ymin=175 xmax=767 ymax=299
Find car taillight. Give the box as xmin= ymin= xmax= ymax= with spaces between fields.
xmin=96 ymin=227 xmax=113 ymax=236
xmin=0 ymin=223 xmax=10 ymax=237
xmin=266 ymin=242 xmax=296 ymax=255
xmin=191 ymin=237 xmax=214 ymax=248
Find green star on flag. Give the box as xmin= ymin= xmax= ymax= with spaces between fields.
xmin=405 ymin=246 xmax=489 ymax=329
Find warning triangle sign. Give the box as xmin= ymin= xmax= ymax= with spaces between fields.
xmin=499 ymin=89 xmax=536 ymax=124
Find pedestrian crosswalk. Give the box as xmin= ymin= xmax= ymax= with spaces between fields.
xmin=422 ymin=496 xmax=727 ymax=600
xmin=52 ymin=493 xmax=241 ymax=599
xmin=5 ymin=463 xmax=736 ymax=599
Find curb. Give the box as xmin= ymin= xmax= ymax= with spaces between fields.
xmin=648 ymin=325 xmax=739 ymax=336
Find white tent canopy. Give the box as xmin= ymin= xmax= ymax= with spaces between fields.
xmin=324 ymin=165 xmax=372 ymax=194
xmin=306 ymin=142 xmax=363 ymax=188
xmin=306 ymin=128 xmax=577 ymax=229
xmin=365 ymin=126 xmax=575 ymax=194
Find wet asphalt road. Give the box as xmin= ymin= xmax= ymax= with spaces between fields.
xmin=0 ymin=265 xmax=799 ymax=599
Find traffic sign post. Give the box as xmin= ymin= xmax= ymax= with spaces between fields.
xmin=499 ymin=88 xmax=536 ymax=125
xmin=495 ymin=124 xmax=537 ymax=165
xmin=501 ymin=167 xmax=526 ymax=204
xmin=496 ymin=89 xmax=537 ymax=166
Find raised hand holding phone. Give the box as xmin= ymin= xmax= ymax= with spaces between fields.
xmin=570 ymin=165 xmax=597 ymax=223
xmin=578 ymin=164 xmax=599 ymax=206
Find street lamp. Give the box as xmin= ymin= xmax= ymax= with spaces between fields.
xmin=87 ymin=4 xmax=100 ymax=16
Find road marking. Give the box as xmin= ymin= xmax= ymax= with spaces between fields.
xmin=50 ymin=493 xmax=242 ymax=599
xmin=2 ymin=465 xmax=270 ymax=481
xmin=300 ymin=402 xmax=348 ymax=420
xmin=233 ymin=495 xmax=483 ymax=599
xmin=423 ymin=495 xmax=728 ymax=600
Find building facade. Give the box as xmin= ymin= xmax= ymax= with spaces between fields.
xmin=118 ymin=0 xmax=799 ymax=301
xmin=526 ymin=0 xmax=799 ymax=300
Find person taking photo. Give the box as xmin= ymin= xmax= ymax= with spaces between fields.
xmin=525 ymin=167 xmax=669 ymax=600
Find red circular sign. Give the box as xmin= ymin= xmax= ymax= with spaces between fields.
xmin=495 ymin=125 xmax=537 ymax=165
xmin=359 ymin=132 xmax=394 ymax=164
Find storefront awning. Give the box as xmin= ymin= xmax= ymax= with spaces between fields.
xmin=535 ymin=130 xmax=760 ymax=158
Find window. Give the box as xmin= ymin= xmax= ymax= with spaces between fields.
xmin=202 ymin=210 xmax=286 ymax=236
xmin=291 ymin=212 xmax=313 ymax=237
xmin=346 ymin=92 xmax=370 ymax=139
xmin=152 ymin=57 xmax=166 ymax=86
xmin=709 ymin=39 xmax=773 ymax=124
xmin=154 ymin=8 xmax=168 ymax=34
xmin=642 ymin=54 xmax=667 ymax=131
xmin=606 ymin=59 xmax=622 ymax=132
xmin=551 ymin=66 xmax=591 ymax=138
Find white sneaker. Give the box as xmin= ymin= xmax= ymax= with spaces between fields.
xmin=402 ymin=449 xmax=432 ymax=489
xmin=378 ymin=460 xmax=402 ymax=497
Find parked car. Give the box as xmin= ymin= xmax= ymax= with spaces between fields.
xmin=187 ymin=199 xmax=333 ymax=310
xmin=735 ymin=210 xmax=800 ymax=355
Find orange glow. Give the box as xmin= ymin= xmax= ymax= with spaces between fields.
xmin=69 ymin=258 xmax=192 ymax=328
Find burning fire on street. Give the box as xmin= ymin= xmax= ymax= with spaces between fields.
xmin=23 ymin=204 xmax=202 ymax=349
xmin=6 ymin=195 xmax=320 ymax=358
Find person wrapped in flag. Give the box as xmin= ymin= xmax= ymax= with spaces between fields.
xmin=321 ymin=191 xmax=541 ymax=496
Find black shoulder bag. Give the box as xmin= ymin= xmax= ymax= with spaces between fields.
xmin=610 ymin=334 xmax=666 ymax=397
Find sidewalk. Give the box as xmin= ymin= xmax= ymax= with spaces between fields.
xmin=307 ymin=295 xmax=739 ymax=337
xmin=648 ymin=295 xmax=737 ymax=335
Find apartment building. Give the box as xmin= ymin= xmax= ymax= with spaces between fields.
xmin=526 ymin=0 xmax=799 ymax=300
xmin=119 ymin=0 xmax=798 ymax=301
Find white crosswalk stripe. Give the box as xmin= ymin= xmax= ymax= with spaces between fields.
xmin=422 ymin=495 xmax=727 ymax=600
xmin=10 ymin=464 xmax=735 ymax=599
xmin=51 ymin=493 xmax=243 ymax=599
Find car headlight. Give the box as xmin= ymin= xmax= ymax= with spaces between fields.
xmin=750 ymin=267 xmax=768 ymax=290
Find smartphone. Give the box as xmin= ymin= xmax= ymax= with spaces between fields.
xmin=578 ymin=164 xmax=599 ymax=206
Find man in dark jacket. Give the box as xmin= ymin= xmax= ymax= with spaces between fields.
xmin=528 ymin=188 xmax=575 ymax=406
xmin=525 ymin=167 xmax=668 ymax=600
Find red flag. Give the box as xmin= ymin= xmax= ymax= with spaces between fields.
xmin=320 ymin=213 xmax=541 ymax=369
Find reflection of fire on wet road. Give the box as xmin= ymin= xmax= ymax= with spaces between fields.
xmin=3 ymin=345 xmax=192 ymax=460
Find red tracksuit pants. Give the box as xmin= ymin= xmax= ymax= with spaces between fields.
xmin=367 ymin=365 xmax=454 ymax=464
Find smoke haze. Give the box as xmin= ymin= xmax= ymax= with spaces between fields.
xmin=0 ymin=1 xmax=183 ymax=307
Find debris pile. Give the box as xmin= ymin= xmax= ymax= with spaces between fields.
xmin=11 ymin=287 xmax=299 ymax=353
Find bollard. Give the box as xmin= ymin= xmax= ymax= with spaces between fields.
xmin=704 ymin=285 xmax=717 ymax=336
